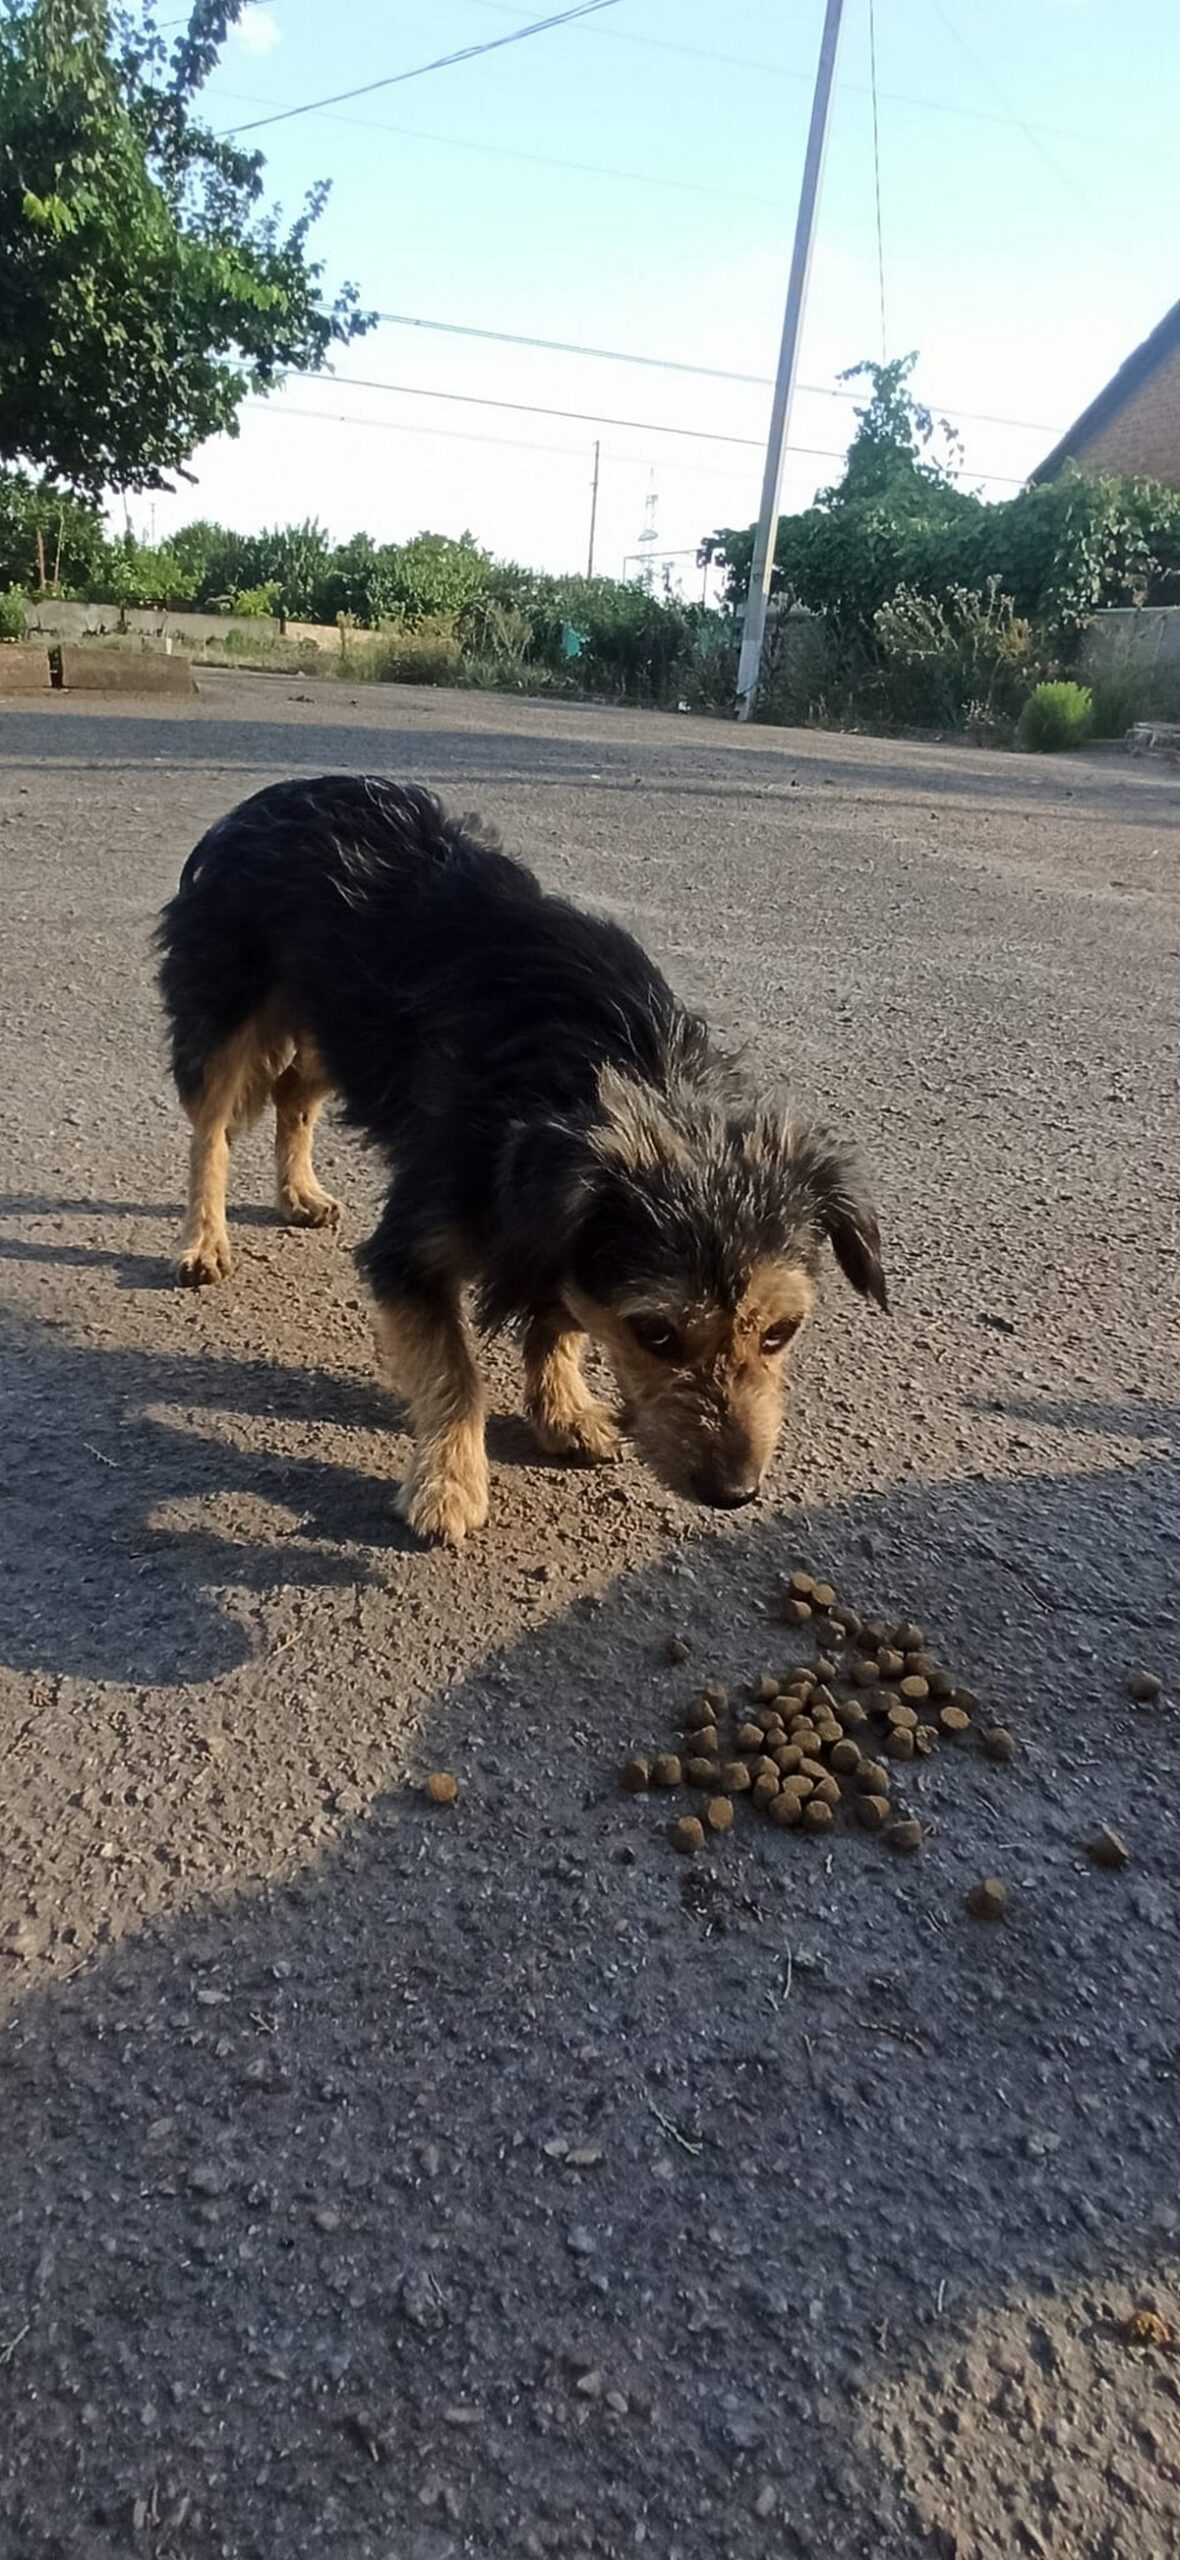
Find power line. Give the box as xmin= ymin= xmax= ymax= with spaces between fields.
xmin=298 ymin=371 xmax=771 ymax=451
xmin=371 ymin=309 xmax=788 ymax=392
xmin=243 ymin=399 xmax=591 ymax=462
xmin=368 ymin=311 xmax=1063 ymax=437
xmin=462 ymin=0 xmax=1107 ymax=144
xmin=211 ymin=85 xmax=794 ymax=213
xmin=293 ymin=368 xmax=1033 ymax=484
xmin=217 ymin=0 xmax=620 ymax=138
xmin=242 ymin=399 xmax=761 ymax=485
xmin=924 ymin=0 xmax=1090 ymax=213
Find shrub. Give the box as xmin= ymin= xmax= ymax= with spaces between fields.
xmin=1017 ymin=680 xmax=1093 ymax=751
xmin=231 ymin=582 xmax=282 ymax=619
xmin=92 ymin=539 xmax=199 ymax=610
xmin=873 ymin=579 xmax=1036 ymax=731
xmin=345 ymin=614 xmax=463 ymax=686
xmin=0 ymin=584 xmax=27 ymax=638
xmin=681 ymin=618 xmax=739 ymax=713
xmin=375 ymin=533 xmax=493 ymax=625
xmin=1086 ymin=660 xmax=1162 ymax=737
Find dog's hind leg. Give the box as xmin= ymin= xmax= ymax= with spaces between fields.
xmin=177 ymin=1013 xmax=292 ymax=1287
xmin=523 ymin=1311 xmax=621 ymax=1464
xmin=374 ymin=1284 xmax=489 ymax=1546
xmin=274 ymin=1042 xmax=340 ymax=1231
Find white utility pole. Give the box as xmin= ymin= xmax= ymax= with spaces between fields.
xmin=586 ymin=439 xmax=600 ymax=577
xmin=735 ymin=0 xmax=845 ymax=720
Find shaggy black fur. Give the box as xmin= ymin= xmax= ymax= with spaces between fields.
xmin=157 ymin=773 xmax=886 ymax=1326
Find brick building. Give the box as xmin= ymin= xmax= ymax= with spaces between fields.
xmin=1031 ymin=298 xmax=1180 ymax=488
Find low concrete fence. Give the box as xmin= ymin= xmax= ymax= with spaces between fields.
xmin=0 ymin=638 xmax=195 ymax=695
xmin=21 ymin=601 xmax=342 ymax=657
xmin=0 ymin=643 xmax=51 ymax=694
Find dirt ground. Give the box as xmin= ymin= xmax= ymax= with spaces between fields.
xmin=0 ymin=672 xmax=1178 ymax=2560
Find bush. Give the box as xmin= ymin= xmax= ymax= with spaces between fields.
xmin=0 ymin=584 xmax=27 ymax=638
xmin=375 ymin=533 xmax=493 ymax=625
xmin=873 ymin=579 xmax=1036 ymax=732
xmin=1086 ymin=662 xmax=1159 ymax=737
xmin=231 ymin=582 xmax=282 ymax=619
xmin=93 ymin=538 xmax=199 ymax=611
xmin=680 ymin=618 xmax=739 ymax=713
xmin=344 ymin=614 xmax=463 ymax=686
xmin=1017 ymin=680 xmax=1093 ymax=751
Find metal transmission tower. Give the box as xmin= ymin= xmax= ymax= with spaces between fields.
xmin=635 ymin=472 xmax=660 ymax=589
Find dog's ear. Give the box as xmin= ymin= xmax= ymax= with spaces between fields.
xmin=794 ymin=1126 xmax=888 ymax=1310
xmin=592 ymin=1066 xmax=692 ymax=1176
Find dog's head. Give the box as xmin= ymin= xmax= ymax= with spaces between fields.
xmin=501 ymin=1067 xmax=886 ymax=1508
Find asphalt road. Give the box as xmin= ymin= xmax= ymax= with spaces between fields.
xmin=1 ymin=672 xmax=1177 ymax=2560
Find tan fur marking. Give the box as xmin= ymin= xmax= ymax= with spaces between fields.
xmin=523 ymin=1313 xmax=621 ymax=1464
xmin=274 ymin=1042 xmax=340 ymax=1229
xmin=591 ymin=1068 xmax=693 ymax=1177
xmin=374 ymin=1296 xmax=489 ymax=1545
xmin=177 ymin=1005 xmax=296 ymax=1286
xmin=565 ymin=1258 xmax=816 ymax=1504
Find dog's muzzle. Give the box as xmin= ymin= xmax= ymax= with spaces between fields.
xmin=691 ymin=1470 xmax=762 ymax=1509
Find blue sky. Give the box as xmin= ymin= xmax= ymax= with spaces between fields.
xmin=147 ymin=0 xmax=1180 ymax=587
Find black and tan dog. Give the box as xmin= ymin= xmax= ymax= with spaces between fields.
xmin=158 ymin=774 xmax=886 ymax=1542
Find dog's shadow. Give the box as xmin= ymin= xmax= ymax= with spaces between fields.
xmin=0 ymin=1194 xmax=627 ymax=1684
xmin=0 ymin=1191 xmax=314 ymax=1292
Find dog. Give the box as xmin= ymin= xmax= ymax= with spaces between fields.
xmin=157 ymin=774 xmax=886 ymax=1543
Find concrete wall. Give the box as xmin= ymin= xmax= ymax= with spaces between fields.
xmin=22 ymin=601 xmax=342 ymax=654
xmin=1081 ymin=606 xmax=1180 ymax=714
xmin=0 ymin=643 xmax=51 ymax=693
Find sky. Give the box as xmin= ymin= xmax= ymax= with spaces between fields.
xmin=142 ymin=0 xmax=1180 ymax=591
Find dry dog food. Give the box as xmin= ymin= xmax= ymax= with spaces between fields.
xmin=425 ymin=1772 xmax=459 ymax=1806
xmin=982 ymin=1726 xmax=1016 ymax=1762
xmin=885 ymin=1818 xmax=923 ymax=1853
xmin=1087 ymin=1827 xmax=1129 ymax=1870
xmin=965 ymin=1877 xmax=1008 ymax=1922
xmin=620 ymin=1570 xmax=1032 ymax=1886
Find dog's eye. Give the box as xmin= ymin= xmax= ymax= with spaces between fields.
xmin=629 ymin=1315 xmax=682 ymax=1360
xmin=761 ymin=1319 xmax=799 ymax=1357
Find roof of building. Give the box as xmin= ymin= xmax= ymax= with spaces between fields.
xmin=1030 ymin=297 xmax=1180 ymax=484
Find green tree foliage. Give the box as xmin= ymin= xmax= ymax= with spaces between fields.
xmin=0 ymin=464 xmax=108 ymax=588
xmin=701 ymin=356 xmax=1180 ymax=644
xmin=101 ymin=530 xmax=197 ymax=607
xmin=819 ymin=354 xmax=966 ymax=505
xmin=0 ymin=0 xmax=372 ymax=494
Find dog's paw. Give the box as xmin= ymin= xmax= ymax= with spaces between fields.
xmin=177 ymin=1233 xmax=231 ymax=1287
xmin=533 ymin=1399 xmax=621 ymax=1465
xmin=397 ymin=1461 xmax=489 ymax=1546
xmin=280 ymin=1185 xmax=341 ymax=1231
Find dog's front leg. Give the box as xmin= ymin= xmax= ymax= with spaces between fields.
xmin=523 ymin=1310 xmax=621 ymax=1464
xmin=374 ymin=1288 xmax=489 ymax=1545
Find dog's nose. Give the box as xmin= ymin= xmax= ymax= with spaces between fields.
xmin=695 ymin=1477 xmax=760 ymax=1509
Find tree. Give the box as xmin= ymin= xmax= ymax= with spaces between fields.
xmin=0 ymin=0 xmax=372 ymax=494
xmin=820 ymin=353 xmax=964 ymax=506
xmin=0 ymin=464 xmax=107 ymax=588
xmin=698 ymin=353 xmax=982 ymax=633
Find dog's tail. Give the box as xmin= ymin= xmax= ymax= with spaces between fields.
xmin=156 ymin=814 xmax=271 ymax=1104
